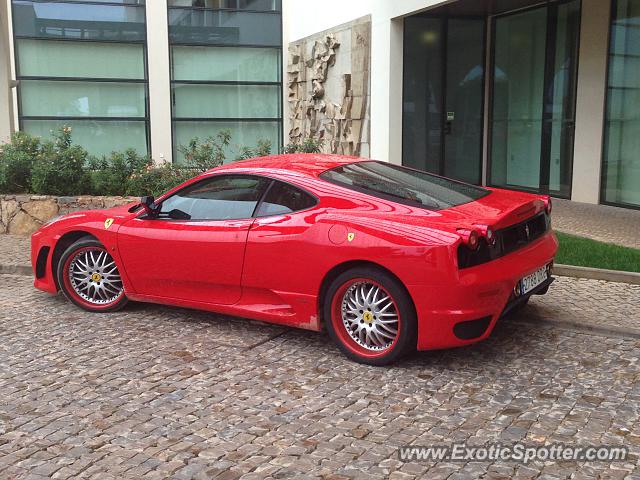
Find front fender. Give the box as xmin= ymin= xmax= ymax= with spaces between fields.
xmin=31 ymin=210 xmax=136 ymax=295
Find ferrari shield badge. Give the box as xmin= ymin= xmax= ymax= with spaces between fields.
xmin=347 ymin=232 xmax=355 ymax=242
xmin=104 ymin=218 xmax=114 ymax=229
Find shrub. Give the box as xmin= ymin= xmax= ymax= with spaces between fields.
xmin=0 ymin=132 xmax=41 ymax=193
xmin=89 ymin=149 xmax=149 ymax=196
xmin=0 ymin=127 xmax=284 ymax=198
xmin=284 ymin=137 xmax=324 ymax=154
xmin=31 ymin=127 xmax=90 ymax=196
xmin=126 ymin=161 xmax=194 ymax=198
xmin=236 ymin=139 xmax=273 ymax=161
xmin=178 ymin=130 xmax=231 ymax=172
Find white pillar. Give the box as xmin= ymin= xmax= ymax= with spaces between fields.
xmin=0 ymin=0 xmax=15 ymax=142
xmin=146 ymin=0 xmax=173 ymax=164
xmin=368 ymin=16 xmax=403 ymax=164
xmin=281 ymin=0 xmax=292 ymax=149
xmin=571 ymin=0 xmax=612 ymax=204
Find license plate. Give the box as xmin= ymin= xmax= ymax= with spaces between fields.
xmin=520 ymin=265 xmax=549 ymax=295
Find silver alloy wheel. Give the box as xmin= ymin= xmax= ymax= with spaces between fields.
xmin=68 ymin=248 xmax=124 ymax=305
xmin=340 ymin=281 xmax=399 ymax=351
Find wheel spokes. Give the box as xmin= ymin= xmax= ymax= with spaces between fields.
xmin=68 ymin=248 xmax=123 ymax=305
xmin=340 ymin=281 xmax=400 ymax=352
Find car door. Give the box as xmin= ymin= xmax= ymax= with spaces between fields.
xmin=241 ymin=179 xmax=320 ymax=322
xmin=117 ymin=174 xmax=270 ymax=305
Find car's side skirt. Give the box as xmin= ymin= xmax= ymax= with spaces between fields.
xmin=126 ymin=290 xmax=321 ymax=332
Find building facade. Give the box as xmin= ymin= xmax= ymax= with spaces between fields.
xmin=0 ymin=0 xmax=283 ymax=163
xmin=1 ymin=0 xmax=639 ymax=210
xmin=286 ymin=0 xmax=640 ymax=210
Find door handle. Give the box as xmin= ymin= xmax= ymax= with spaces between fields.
xmin=444 ymin=120 xmax=453 ymax=135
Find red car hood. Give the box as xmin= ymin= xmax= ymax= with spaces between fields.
xmin=49 ymin=202 xmax=138 ymax=229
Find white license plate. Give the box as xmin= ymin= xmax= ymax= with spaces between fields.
xmin=520 ymin=265 xmax=549 ymax=295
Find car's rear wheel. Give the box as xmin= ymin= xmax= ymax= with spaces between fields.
xmin=57 ymin=238 xmax=128 ymax=312
xmin=324 ymin=267 xmax=417 ymax=366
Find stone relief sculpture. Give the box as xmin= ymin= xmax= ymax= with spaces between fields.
xmin=287 ymin=17 xmax=371 ymax=157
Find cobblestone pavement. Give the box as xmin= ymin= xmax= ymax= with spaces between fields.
xmin=1 ymin=274 xmax=640 ymax=479
xmin=0 ymin=234 xmax=31 ymax=268
xmin=553 ymin=199 xmax=640 ymax=250
xmin=523 ymin=276 xmax=640 ymax=336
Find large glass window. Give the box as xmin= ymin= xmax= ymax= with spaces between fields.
xmin=489 ymin=1 xmax=580 ymax=198
xmin=12 ymin=0 xmax=149 ymax=157
xmin=402 ymin=16 xmax=485 ymax=185
xmin=12 ymin=1 xmax=146 ymax=42
xmin=169 ymin=1 xmax=282 ymax=163
xmin=602 ymin=0 xmax=640 ymax=208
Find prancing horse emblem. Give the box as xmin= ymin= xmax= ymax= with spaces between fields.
xmin=524 ymin=224 xmax=530 ymax=239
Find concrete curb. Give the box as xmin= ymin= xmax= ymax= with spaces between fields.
xmin=555 ymin=264 xmax=640 ymax=285
xmin=514 ymin=316 xmax=640 ymax=341
xmin=0 ymin=264 xmax=32 ymax=276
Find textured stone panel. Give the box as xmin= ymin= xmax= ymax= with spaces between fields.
xmin=0 ymin=195 xmax=135 ymax=236
xmin=287 ymin=16 xmax=371 ymax=157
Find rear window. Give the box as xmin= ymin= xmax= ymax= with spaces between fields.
xmin=319 ymin=161 xmax=489 ymax=210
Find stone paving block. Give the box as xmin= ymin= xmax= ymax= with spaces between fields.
xmin=553 ymin=198 xmax=640 ymax=249
xmin=1 ymin=271 xmax=640 ymax=478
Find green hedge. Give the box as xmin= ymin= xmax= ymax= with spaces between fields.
xmin=0 ymin=126 xmax=323 ymax=196
xmin=0 ymin=127 xmax=324 ymax=198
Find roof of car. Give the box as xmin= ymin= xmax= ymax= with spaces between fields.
xmin=208 ymin=153 xmax=363 ymax=178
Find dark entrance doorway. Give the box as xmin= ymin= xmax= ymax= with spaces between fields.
xmin=489 ymin=0 xmax=581 ymax=197
xmin=402 ymin=16 xmax=486 ymax=184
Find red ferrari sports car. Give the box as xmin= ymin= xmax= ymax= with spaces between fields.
xmin=31 ymin=154 xmax=557 ymax=365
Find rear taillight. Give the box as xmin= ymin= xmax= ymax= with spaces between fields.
xmin=475 ymin=225 xmax=496 ymax=246
xmin=458 ymin=228 xmax=481 ymax=250
xmin=486 ymin=227 xmax=496 ymax=245
xmin=544 ymin=196 xmax=552 ymax=215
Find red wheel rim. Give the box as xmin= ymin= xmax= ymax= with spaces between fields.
xmin=330 ymin=278 xmax=401 ymax=359
xmin=62 ymin=246 xmax=124 ymax=310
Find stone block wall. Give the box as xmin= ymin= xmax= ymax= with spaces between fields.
xmin=287 ymin=16 xmax=371 ymax=157
xmin=0 ymin=195 xmax=136 ymax=235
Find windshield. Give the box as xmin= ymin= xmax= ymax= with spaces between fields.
xmin=319 ymin=161 xmax=489 ymax=210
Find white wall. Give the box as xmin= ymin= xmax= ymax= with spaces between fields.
xmin=146 ymin=0 xmax=173 ymax=164
xmin=572 ymin=0 xmax=611 ymax=204
xmin=283 ymin=0 xmax=448 ymax=162
xmin=285 ymin=0 xmax=373 ymax=42
xmin=0 ymin=0 xmax=14 ymax=142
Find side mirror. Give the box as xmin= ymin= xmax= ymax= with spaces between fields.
xmin=140 ymin=195 xmax=158 ymax=217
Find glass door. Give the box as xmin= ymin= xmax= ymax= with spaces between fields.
xmin=403 ymin=16 xmax=485 ymax=184
xmin=489 ymin=0 xmax=580 ymax=197
xmin=444 ymin=19 xmax=486 ymax=184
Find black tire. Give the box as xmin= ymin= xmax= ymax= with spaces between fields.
xmin=57 ymin=237 xmax=129 ymax=313
xmin=323 ymin=266 xmax=417 ymax=366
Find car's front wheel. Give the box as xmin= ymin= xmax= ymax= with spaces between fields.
xmin=57 ymin=238 xmax=128 ymax=312
xmin=324 ymin=267 xmax=417 ymax=366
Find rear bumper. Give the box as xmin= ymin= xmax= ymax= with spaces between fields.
xmin=410 ymin=231 xmax=558 ymax=350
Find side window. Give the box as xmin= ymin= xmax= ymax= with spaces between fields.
xmin=256 ymin=181 xmax=316 ymax=217
xmin=159 ymin=175 xmax=269 ymax=220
